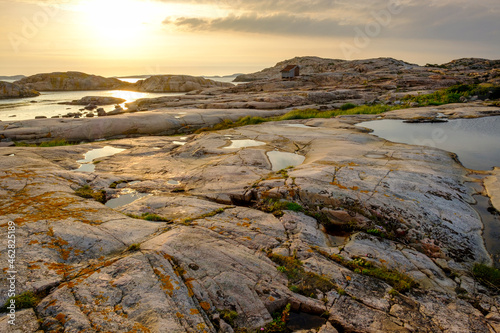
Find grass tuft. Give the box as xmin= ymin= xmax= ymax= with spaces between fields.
xmin=1 ymin=291 xmax=40 ymax=311
xmin=127 ymin=243 xmax=141 ymax=252
xmin=218 ymin=309 xmax=239 ymax=327
xmin=269 ymin=254 xmax=335 ymax=298
xmin=472 ymin=263 xmax=500 ymax=289
xmin=15 ymin=138 xmax=76 ymax=147
xmin=75 ymin=185 xmax=106 ymax=204
xmin=194 ymin=105 xmax=399 ymax=134
xmin=126 ymin=213 xmax=171 ymax=222
xmin=403 ymin=83 xmax=500 ymax=106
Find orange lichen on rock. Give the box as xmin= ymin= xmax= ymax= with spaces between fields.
xmin=199 ymin=302 xmax=211 ymax=311
xmin=153 ymin=268 xmax=175 ymax=296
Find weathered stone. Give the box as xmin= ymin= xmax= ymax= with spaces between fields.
xmin=15 ymin=71 xmax=131 ymax=91
xmin=0 ymin=308 xmax=41 ymax=333
xmin=135 ymin=75 xmax=233 ymax=92
xmin=485 ymin=168 xmax=500 ymax=212
xmin=0 ymin=81 xmax=40 ymax=99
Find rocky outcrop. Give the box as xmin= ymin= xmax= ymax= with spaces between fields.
xmin=0 ymin=103 xmax=498 ymax=143
xmin=133 ymin=75 xmax=233 ymax=92
xmin=0 ymin=81 xmax=40 ymax=99
xmin=15 ymin=72 xmax=132 ymax=91
xmin=62 ymin=96 xmax=126 ymax=106
xmin=234 ymin=56 xmax=417 ymax=82
xmin=1 ymin=109 xmax=499 ymax=332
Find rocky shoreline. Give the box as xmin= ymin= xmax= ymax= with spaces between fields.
xmin=1 ymin=57 xmax=500 ymax=333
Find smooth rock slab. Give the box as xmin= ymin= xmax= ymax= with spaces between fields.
xmin=485 ymin=168 xmax=500 ymax=212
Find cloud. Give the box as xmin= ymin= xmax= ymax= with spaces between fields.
xmin=161 ymin=0 xmax=500 ymax=43
xmin=168 ymin=14 xmax=352 ymax=37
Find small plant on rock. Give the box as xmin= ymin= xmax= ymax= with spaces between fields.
xmin=1 ymin=291 xmax=40 ymax=311
xmin=75 ymin=185 xmax=107 ymax=204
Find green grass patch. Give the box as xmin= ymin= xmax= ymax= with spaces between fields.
xmin=126 ymin=212 xmax=171 ymax=222
xmin=269 ymin=254 xmax=335 ymax=298
xmin=194 ymin=105 xmax=399 ymax=134
xmin=15 ymin=138 xmax=76 ymax=147
xmin=127 ymin=243 xmax=141 ymax=252
xmin=340 ymin=103 xmax=357 ymax=111
xmin=218 ymin=309 xmax=239 ymax=327
xmin=472 ymin=263 xmax=500 ymax=289
xmin=260 ymin=199 xmax=304 ymax=216
xmin=366 ymin=228 xmax=386 ymax=238
xmin=312 ymin=248 xmax=417 ymax=293
xmin=262 ymin=303 xmax=291 ymax=333
xmin=403 ymin=83 xmax=500 ymax=106
xmin=75 ymin=185 xmax=106 ymax=204
xmin=1 ymin=291 xmax=40 ymax=312
xmin=195 ymin=115 xmax=267 ymax=133
xmin=109 ymin=180 xmax=130 ymax=189
xmin=181 ymin=208 xmax=228 ymax=225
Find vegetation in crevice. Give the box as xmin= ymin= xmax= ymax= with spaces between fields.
xmin=181 ymin=207 xmax=230 ymax=225
xmin=312 ymin=247 xmax=417 ymax=293
xmin=402 ymin=83 xmax=500 ymax=106
xmin=127 ymin=243 xmax=141 ymax=252
xmin=1 ymin=291 xmax=40 ymax=312
xmin=126 ymin=212 xmax=171 ymax=222
xmin=258 ymin=198 xmax=304 ymax=217
xmin=75 ymin=185 xmax=106 ymax=204
xmin=472 ymin=263 xmax=500 ymax=289
xmin=218 ymin=309 xmax=239 ymax=327
xmin=269 ymin=254 xmax=335 ymax=298
xmin=14 ymin=138 xmax=77 ymax=147
xmin=194 ymin=104 xmax=400 ymax=134
xmin=261 ymin=303 xmax=292 ymax=333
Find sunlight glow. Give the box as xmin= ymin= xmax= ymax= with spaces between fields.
xmin=75 ymin=0 xmax=157 ymax=42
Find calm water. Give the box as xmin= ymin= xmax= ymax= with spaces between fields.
xmin=359 ymin=116 xmax=500 ymax=264
xmin=75 ymin=146 xmax=126 ymax=173
xmin=358 ymin=116 xmax=500 ymax=171
xmin=267 ymin=151 xmax=306 ymax=171
xmin=224 ymin=140 xmax=266 ymax=149
xmin=0 ymin=90 xmax=185 ymax=121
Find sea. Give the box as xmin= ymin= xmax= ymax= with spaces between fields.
xmin=0 ymin=75 xmax=240 ymax=121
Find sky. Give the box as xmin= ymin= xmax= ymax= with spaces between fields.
xmin=0 ymin=0 xmax=499 ymax=77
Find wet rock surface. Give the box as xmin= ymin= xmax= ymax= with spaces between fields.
xmin=1 ymin=108 xmax=500 ymax=332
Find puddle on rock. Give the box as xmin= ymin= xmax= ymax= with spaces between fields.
xmin=167 ymin=180 xmax=181 ymax=185
xmin=75 ymin=146 xmax=126 ymax=173
xmin=105 ymin=189 xmax=149 ymax=209
xmin=224 ymin=139 xmax=266 ymax=149
xmin=287 ymin=312 xmax=327 ymax=331
xmin=267 ymin=151 xmax=305 ymax=171
xmin=364 ymin=152 xmax=388 ymax=159
xmin=173 ymin=141 xmax=187 ymax=146
xmin=284 ymin=124 xmax=314 ymax=129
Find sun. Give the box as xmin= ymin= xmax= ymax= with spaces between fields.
xmin=79 ymin=0 xmax=153 ymax=41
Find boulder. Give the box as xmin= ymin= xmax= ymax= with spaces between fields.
xmin=97 ymin=108 xmax=107 ymax=117
xmin=134 ymin=75 xmax=233 ymax=92
xmin=0 ymin=81 xmax=40 ymax=99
